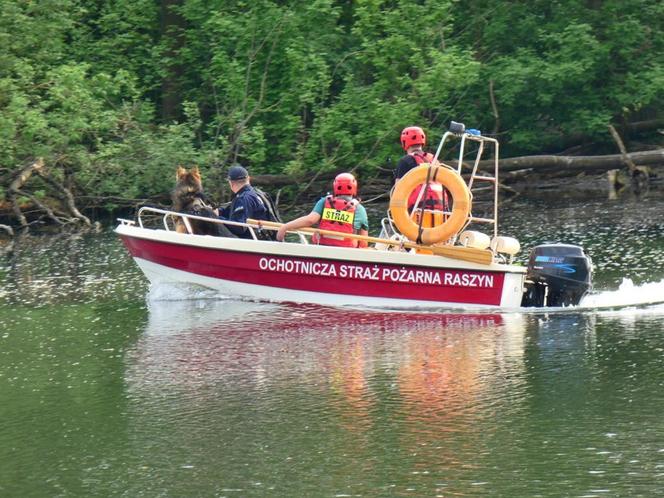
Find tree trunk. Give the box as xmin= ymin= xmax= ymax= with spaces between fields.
xmin=478 ymin=149 xmax=664 ymax=173
xmin=160 ymin=0 xmax=185 ymax=121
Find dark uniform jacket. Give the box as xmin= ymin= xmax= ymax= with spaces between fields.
xmin=394 ymin=154 xmax=420 ymax=183
xmin=219 ymin=184 xmax=268 ymax=238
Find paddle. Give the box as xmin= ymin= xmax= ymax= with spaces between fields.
xmin=246 ymin=219 xmax=494 ymax=265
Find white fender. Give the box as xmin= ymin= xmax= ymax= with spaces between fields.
xmin=458 ymin=230 xmax=491 ymax=250
xmin=491 ymin=236 xmax=521 ymax=256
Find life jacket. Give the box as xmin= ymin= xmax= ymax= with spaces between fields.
xmin=314 ymin=195 xmax=358 ymax=247
xmin=407 ymin=151 xmax=447 ymax=212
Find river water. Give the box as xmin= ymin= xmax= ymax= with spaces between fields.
xmin=1 ymin=194 xmax=664 ymax=497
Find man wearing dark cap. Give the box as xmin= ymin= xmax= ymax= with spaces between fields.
xmin=217 ymin=165 xmax=268 ymax=238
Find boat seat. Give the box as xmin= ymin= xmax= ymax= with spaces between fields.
xmin=458 ymin=230 xmax=491 ymax=250
xmin=491 ymin=236 xmax=520 ymax=256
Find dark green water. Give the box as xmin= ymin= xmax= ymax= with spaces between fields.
xmin=1 ymin=196 xmax=664 ymax=497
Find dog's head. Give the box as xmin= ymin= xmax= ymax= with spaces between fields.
xmin=172 ymin=166 xmax=205 ymax=211
xmin=175 ymin=166 xmax=203 ymax=192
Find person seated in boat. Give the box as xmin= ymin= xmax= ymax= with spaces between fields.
xmin=276 ymin=173 xmax=369 ymax=248
xmin=394 ymin=125 xmax=448 ymax=224
xmin=216 ymin=164 xmax=269 ymax=238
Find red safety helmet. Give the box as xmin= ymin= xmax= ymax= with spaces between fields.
xmin=400 ymin=126 xmax=426 ymax=150
xmin=333 ymin=173 xmax=357 ymax=196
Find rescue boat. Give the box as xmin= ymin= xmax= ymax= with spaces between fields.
xmin=116 ymin=122 xmax=593 ymax=309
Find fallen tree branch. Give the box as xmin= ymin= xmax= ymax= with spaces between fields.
xmin=6 ymin=190 xmax=28 ymax=230
xmin=7 ymin=159 xmax=46 ymax=231
xmin=607 ymin=124 xmax=651 ymax=194
xmin=77 ymin=195 xmax=152 ymax=204
xmin=251 ymin=172 xmax=336 ymax=188
xmin=479 ymin=149 xmax=664 ymax=173
xmin=543 ymin=118 xmax=664 ymax=152
xmin=4 ymin=158 xmax=95 ymax=230
xmin=9 ymin=158 xmax=44 ymax=191
xmin=13 ymin=188 xmax=66 ymax=225
xmin=36 ymin=170 xmax=91 ymax=226
xmin=623 ymin=118 xmax=664 ymax=134
xmin=286 ymin=166 xmax=328 ymax=209
xmin=608 ymin=124 xmax=638 ymax=173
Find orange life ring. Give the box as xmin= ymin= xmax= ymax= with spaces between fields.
xmin=390 ymin=164 xmax=471 ymax=245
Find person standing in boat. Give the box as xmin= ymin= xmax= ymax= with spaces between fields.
xmin=216 ymin=164 xmax=269 ymax=238
xmin=276 ymin=173 xmax=369 ymax=248
xmin=394 ymin=125 xmax=448 ymax=226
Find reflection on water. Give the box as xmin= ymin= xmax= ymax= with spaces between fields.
xmin=122 ymin=299 xmax=532 ymax=495
xmin=117 ymin=298 xmax=664 ymax=496
xmin=130 ymin=299 xmax=527 ymax=396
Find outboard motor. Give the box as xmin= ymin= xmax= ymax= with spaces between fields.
xmin=521 ymin=244 xmax=593 ymax=307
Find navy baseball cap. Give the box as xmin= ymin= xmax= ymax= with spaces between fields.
xmin=227 ymin=165 xmax=249 ymax=181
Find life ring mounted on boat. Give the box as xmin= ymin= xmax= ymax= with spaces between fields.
xmin=389 ymin=164 xmax=471 ymax=245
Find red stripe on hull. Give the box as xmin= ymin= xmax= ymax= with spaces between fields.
xmin=120 ymin=236 xmax=505 ymax=305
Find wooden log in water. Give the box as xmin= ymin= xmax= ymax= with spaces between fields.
xmin=480 ymin=149 xmax=664 ymax=174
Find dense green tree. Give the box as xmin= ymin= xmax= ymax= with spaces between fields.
xmin=0 ymin=0 xmax=207 ymax=205
xmin=454 ymin=0 xmax=663 ymax=152
xmin=0 ymin=0 xmax=661 ymax=215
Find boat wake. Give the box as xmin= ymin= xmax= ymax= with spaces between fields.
xmin=509 ymin=277 xmax=664 ymax=315
xmin=577 ymin=278 xmax=664 ymax=310
xmin=147 ymin=282 xmax=222 ymax=302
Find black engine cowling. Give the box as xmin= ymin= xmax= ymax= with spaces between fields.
xmin=521 ymin=244 xmax=593 ymax=307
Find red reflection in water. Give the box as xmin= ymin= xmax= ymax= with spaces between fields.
xmin=124 ymin=300 xmax=528 ymax=487
xmin=131 ymin=301 xmax=521 ymax=395
xmin=126 ymin=301 xmax=525 ymax=458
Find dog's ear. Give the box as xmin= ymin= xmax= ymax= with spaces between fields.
xmin=176 ymin=166 xmax=187 ymax=180
xmin=191 ymin=166 xmax=201 ymax=181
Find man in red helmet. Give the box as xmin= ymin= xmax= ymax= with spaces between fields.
xmin=394 ymin=125 xmax=448 ymax=222
xmin=276 ymin=173 xmax=369 ymax=248
xmin=395 ymin=126 xmax=436 ymax=181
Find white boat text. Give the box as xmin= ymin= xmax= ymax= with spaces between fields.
xmin=258 ymin=257 xmax=494 ymax=288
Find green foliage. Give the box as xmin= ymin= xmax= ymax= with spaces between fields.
xmin=70 ymin=0 xmax=161 ymax=95
xmin=82 ymin=112 xmax=204 ymax=202
xmin=0 ymin=0 xmax=661 ymax=208
xmin=457 ymin=0 xmax=663 ymax=152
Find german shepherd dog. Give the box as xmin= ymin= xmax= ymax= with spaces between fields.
xmin=171 ymin=166 xmax=221 ymax=235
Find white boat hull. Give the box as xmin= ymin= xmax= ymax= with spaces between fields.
xmin=117 ymin=223 xmax=526 ymax=309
